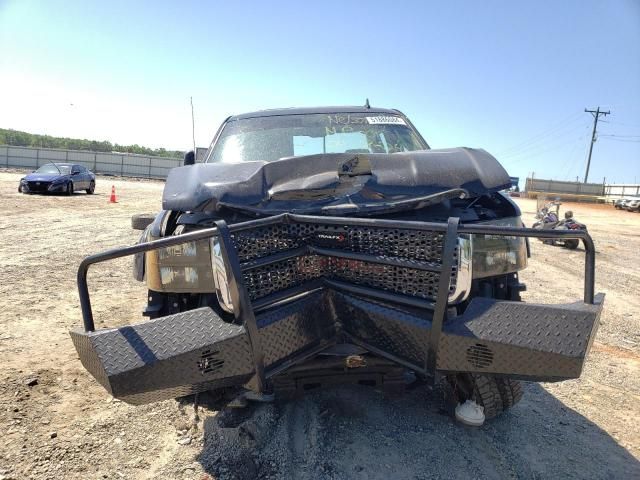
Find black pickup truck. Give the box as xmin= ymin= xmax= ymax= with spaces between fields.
xmin=70 ymin=106 xmax=604 ymax=422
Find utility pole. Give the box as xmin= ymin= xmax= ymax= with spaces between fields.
xmin=583 ymin=106 xmax=610 ymax=183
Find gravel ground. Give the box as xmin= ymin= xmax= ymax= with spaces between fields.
xmin=0 ymin=170 xmax=638 ymax=479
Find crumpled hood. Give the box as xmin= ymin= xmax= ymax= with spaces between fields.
xmin=162 ymin=148 xmax=511 ymax=214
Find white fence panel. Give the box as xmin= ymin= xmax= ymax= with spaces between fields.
xmin=8 ymin=155 xmax=37 ymax=168
xmin=123 ymin=157 xmax=151 ymax=177
xmin=9 ymin=147 xmax=38 ymax=158
xmin=97 ymin=153 xmax=123 ymax=165
xmin=68 ymin=151 xmax=96 ymax=163
xmin=40 ymin=149 xmax=68 ymax=161
xmin=605 ymin=184 xmax=640 ymax=198
xmin=526 ymin=178 xmax=605 ymax=196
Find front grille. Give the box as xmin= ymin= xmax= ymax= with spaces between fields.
xmin=232 ymin=224 xmax=445 ymax=263
xmin=242 ymin=254 xmax=442 ymax=301
xmin=232 ymin=222 xmax=458 ymax=304
xmin=27 ymin=181 xmax=51 ymax=192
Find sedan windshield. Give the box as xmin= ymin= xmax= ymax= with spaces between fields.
xmin=36 ymin=164 xmax=70 ymax=175
xmin=207 ymin=113 xmax=427 ymax=163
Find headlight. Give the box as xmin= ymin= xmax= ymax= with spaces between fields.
xmin=471 ymin=217 xmax=528 ymax=279
xmin=145 ymin=237 xmax=215 ymax=293
xmin=211 ymin=237 xmax=234 ymax=313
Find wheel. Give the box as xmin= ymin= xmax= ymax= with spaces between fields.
xmin=438 ymin=374 xmax=523 ymax=420
xmin=86 ymin=181 xmax=95 ymax=194
xmin=470 ymin=374 xmax=504 ymax=419
xmin=18 ymin=185 xmax=22 ymax=193
xmin=564 ymin=239 xmax=579 ymax=250
xmin=495 ymin=377 xmax=524 ymax=410
xmin=66 ymin=182 xmax=74 ymax=195
xmin=131 ymin=213 xmax=156 ymax=230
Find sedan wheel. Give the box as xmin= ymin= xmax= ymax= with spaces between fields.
xmin=67 ymin=182 xmax=74 ymax=195
xmin=86 ymin=181 xmax=95 ymax=194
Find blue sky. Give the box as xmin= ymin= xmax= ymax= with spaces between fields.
xmin=1 ymin=0 xmax=639 ymax=184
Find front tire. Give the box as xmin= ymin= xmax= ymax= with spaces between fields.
xmin=66 ymin=182 xmax=74 ymax=195
xmin=86 ymin=181 xmax=95 ymax=194
xmin=495 ymin=377 xmax=524 ymax=410
xmin=439 ymin=374 xmax=523 ymax=420
xmin=470 ymin=374 xmax=504 ymax=419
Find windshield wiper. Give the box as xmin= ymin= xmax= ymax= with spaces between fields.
xmin=318 ymin=188 xmax=469 ymax=216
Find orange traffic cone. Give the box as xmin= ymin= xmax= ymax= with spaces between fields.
xmin=109 ymin=185 xmax=118 ymax=203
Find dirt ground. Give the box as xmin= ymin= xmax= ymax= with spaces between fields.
xmin=0 ymin=170 xmax=638 ymax=480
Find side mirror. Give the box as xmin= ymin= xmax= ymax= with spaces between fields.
xmin=72 ymin=171 xmax=80 ymax=175
xmin=183 ymin=150 xmax=195 ymax=166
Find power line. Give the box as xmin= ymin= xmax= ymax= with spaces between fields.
xmin=600 ymin=137 xmax=640 ymax=143
xmin=600 ymin=119 xmax=640 ymax=128
xmin=598 ymin=134 xmax=640 ymax=138
xmin=501 ymin=134 xmax=588 ymax=166
xmin=562 ymin=125 xmax=593 ymax=180
xmin=500 ymin=122 xmax=587 ymax=159
xmin=500 ymin=121 xmax=590 ymax=161
xmin=497 ymin=112 xmax=583 ymax=156
xmin=583 ymin=107 xmax=610 ymax=183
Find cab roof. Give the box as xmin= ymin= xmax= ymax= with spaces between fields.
xmin=229 ymin=106 xmax=403 ymax=121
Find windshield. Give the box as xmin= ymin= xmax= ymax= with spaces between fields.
xmin=207 ymin=113 xmax=427 ymax=163
xmin=35 ymin=164 xmax=70 ymax=175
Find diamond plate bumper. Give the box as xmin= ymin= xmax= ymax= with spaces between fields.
xmin=71 ymin=289 xmax=604 ymax=404
xmin=338 ymin=292 xmax=605 ymax=382
xmin=72 ymin=213 xmax=603 ymax=405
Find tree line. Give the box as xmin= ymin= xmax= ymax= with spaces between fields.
xmin=0 ymin=128 xmax=184 ymax=158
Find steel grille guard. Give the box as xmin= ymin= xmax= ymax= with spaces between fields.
xmin=71 ymin=214 xmax=604 ymax=405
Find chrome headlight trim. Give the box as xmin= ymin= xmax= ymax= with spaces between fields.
xmin=449 ymin=235 xmax=472 ymax=304
xmin=211 ymin=236 xmax=234 ymax=313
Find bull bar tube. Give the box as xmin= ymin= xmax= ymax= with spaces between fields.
xmin=71 ymin=214 xmax=604 ymax=405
